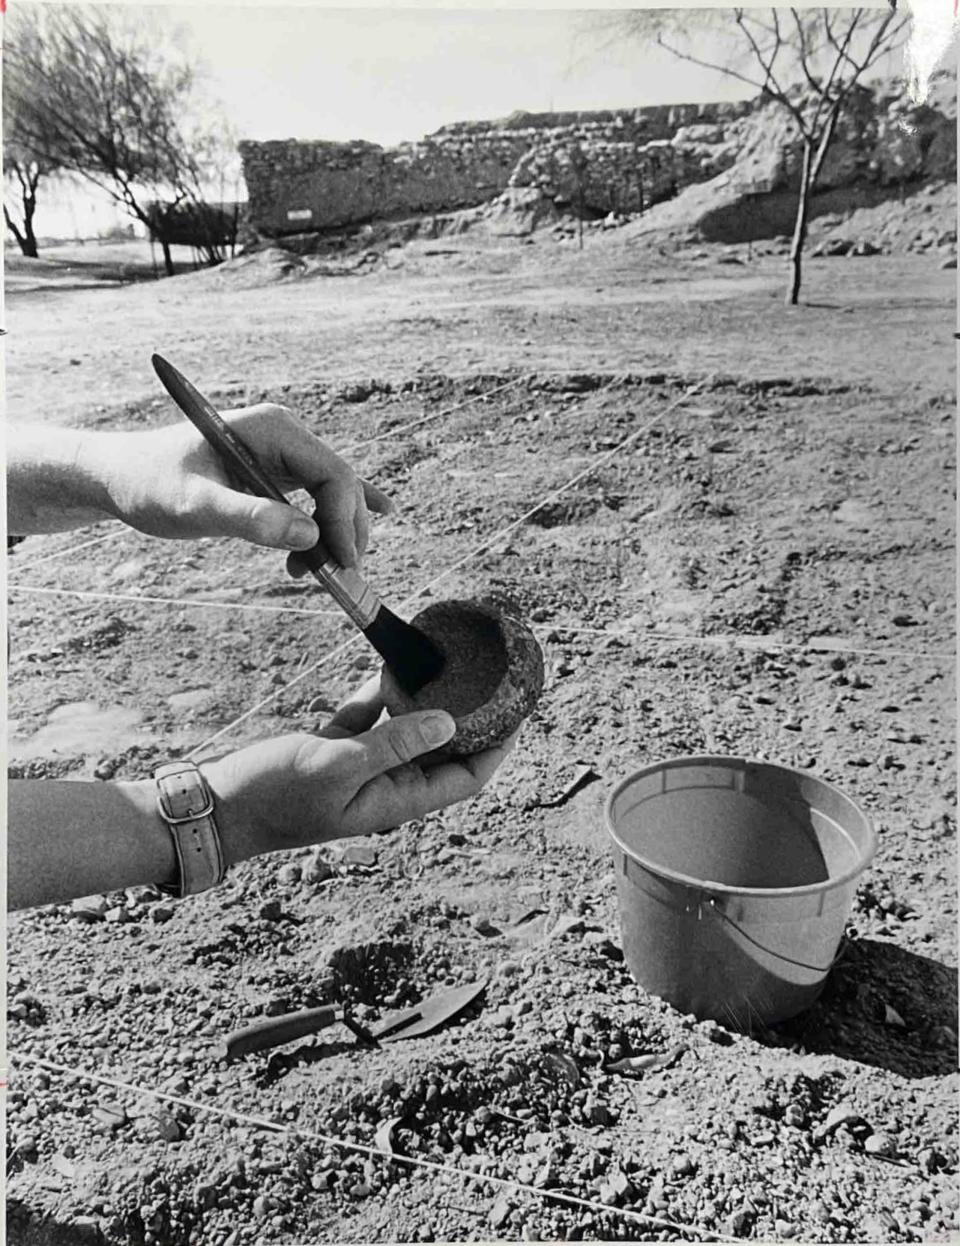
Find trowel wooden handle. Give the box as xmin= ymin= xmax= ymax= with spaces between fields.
xmin=225 ymin=1005 xmax=344 ymax=1059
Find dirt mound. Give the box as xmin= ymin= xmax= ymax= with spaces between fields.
xmin=620 ymin=70 xmax=956 ymax=248
xmin=476 ymin=187 xmax=566 ymax=237
xmin=808 ymin=179 xmax=957 ymax=261
xmin=185 ymin=246 xmax=310 ymax=289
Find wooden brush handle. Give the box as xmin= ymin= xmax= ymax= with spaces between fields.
xmin=152 ymin=354 xmax=380 ymax=629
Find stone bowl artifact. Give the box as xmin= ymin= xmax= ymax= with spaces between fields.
xmin=380 ymin=598 xmax=544 ymax=756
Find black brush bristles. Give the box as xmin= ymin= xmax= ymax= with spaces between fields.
xmin=364 ymin=605 xmax=445 ymax=695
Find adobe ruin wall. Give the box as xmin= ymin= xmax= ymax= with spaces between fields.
xmin=238 ymin=77 xmax=955 ymax=240
xmin=238 ymin=100 xmax=753 ymax=237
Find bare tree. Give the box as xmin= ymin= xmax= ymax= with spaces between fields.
xmin=605 ymin=8 xmax=911 ymax=304
xmin=4 ymin=4 xmax=233 ymax=275
xmin=3 ymin=19 xmax=61 ymax=257
xmin=3 ymin=130 xmax=57 ymax=260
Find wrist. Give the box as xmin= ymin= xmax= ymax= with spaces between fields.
xmin=7 ymin=426 xmax=116 ymax=534
xmin=199 ymin=758 xmax=261 ymax=870
xmin=118 ymin=779 xmax=180 ymax=891
xmin=74 ymin=430 xmax=130 ymax=525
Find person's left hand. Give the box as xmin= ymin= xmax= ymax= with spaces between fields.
xmin=98 ymin=403 xmax=391 ymax=567
xmin=201 ymin=676 xmax=518 ymax=866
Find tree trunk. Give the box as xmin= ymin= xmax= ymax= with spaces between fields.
xmin=786 ymin=139 xmax=814 ymax=306
xmin=4 ymin=199 xmax=40 ymax=258
xmin=159 ymin=236 xmax=175 ymax=277
xmin=22 ymin=211 xmax=39 ymax=258
xmin=787 ymin=106 xmax=841 ymax=306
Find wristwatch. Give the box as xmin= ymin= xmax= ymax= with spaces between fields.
xmin=154 ymin=761 xmax=226 ymax=898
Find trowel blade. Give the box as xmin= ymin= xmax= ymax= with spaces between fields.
xmin=372 ymin=980 xmax=487 ymax=1043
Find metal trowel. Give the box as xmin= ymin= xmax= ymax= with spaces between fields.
xmin=224 ymin=980 xmax=486 ymax=1059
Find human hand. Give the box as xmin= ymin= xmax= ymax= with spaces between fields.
xmin=202 ymin=677 xmax=518 ymax=865
xmin=97 ymin=404 xmax=391 ymax=566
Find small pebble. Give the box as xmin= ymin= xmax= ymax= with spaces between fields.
xmin=727 ymin=1208 xmax=755 ymax=1237
xmin=669 ymin=1153 xmax=696 ymax=1179
xmin=490 ymin=1194 xmax=513 ymax=1230
xmin=153 ymin=1112 xmax=181 ymax=1143
xmin=71 ymin=896 xmax=108 ymax=922
xmin=864 ymin=1131 xmax=897 ymax=1157
xmin=584 ymin=1100 xmax=614 ymax=1127
xmin=819 ymin=1101 xmax=861 ymax=1136
xmin=92 ymin=1101 xmax=126 ymax=1130
xmin=303 ymin=854 xmax=333 ymax=885
xmin=341 ymin=844 xmax=378 ymax=868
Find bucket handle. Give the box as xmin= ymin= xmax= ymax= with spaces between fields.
xmin=701 ymin=892 xmax=847 ymax=976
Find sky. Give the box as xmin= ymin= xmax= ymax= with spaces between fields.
xmin=172 ymin=6 xmax=755 ymax=147
xmin=24 ymin=4 xmax=908 ymax=239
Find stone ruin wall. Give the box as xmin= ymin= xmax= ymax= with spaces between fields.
xmin=238 ymin=79 xmax=955 ymax=239
xmin=239 ymin=100 xmax=753 ymax=237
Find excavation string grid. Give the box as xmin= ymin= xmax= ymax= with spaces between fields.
xmin=187 ymin=375 xmax=953 ymax=758
xmin=10 ymin=1052 xmax=740 ymax=1244
xmin=8 ymin=583 xmax=954 ymax=666
xmin=7 ymin=377 xmax=952 ymax=1242
xmin=8 ymin=526 xmax=129 ymax=574
xmin=9 ymin=373 xmax=952 ymax=678
xmin=185 ymin=378 xmax=703 ymax=757
xmin=5 ymin=376 xmax=526 ymax=584
xmin=342 ymin=373 xmax=526 ymax=453
xmin=8 ymin=584 xmax=345 ymax=620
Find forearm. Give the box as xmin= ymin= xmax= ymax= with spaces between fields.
xmin=8 ymin=778 xmax=180 ymax=910
xmin=7 ymin=425 xmax=116 ymax=535
xmin=7 ymin=765 xmax=267 ymax=910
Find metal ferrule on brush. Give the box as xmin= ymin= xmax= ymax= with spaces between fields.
xmin=311 ymin=562 xmax=381 ymax=630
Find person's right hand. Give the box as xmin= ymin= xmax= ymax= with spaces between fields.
xmin=202 ymin=678 xmax=517 ymax=867
xmin=96 ymin=404 xmax=391 ymax=567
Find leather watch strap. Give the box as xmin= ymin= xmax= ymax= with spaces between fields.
xmin=154 ymin=761 xmax=225 ymax=898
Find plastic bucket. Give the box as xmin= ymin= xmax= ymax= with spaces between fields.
xmin=605 ymin=755 xmax=876 ymax=1029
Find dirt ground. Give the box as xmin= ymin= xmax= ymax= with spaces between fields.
xmin=5 ymin=223 xmax=957 ymax=1246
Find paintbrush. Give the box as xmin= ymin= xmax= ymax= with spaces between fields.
xmin=151 ymin=353 xmax=444 ymax=695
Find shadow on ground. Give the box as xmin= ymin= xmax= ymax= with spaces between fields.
xmin=767 ymin=937 xmax=959 ymax=1078
xmin=6 ymin=1201 xmax=104 ymax=1246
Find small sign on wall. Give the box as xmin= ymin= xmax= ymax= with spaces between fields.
xmin=286 ymin=208 xmax=313 ymax=222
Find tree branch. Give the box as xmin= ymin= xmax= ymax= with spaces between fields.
xmin=654 ymin=31 xmax=767 ymax=95
xmin=732 ymin=8 xmax=803 ymax=128
xmin=791 ymin=9 xmax=821 ymax=95
xmin=810 ymin=102 xmax=842 ymax=187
